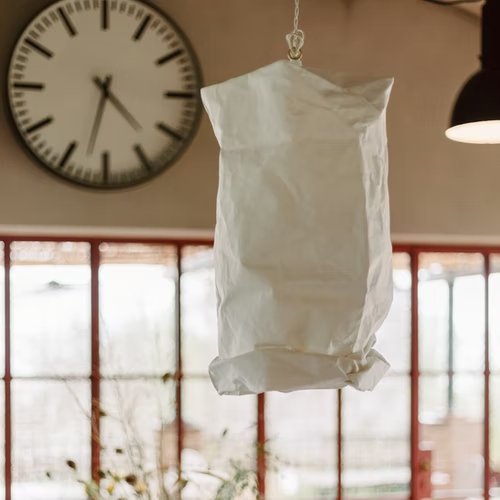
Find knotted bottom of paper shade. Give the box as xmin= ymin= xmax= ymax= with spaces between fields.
xmin=209 ymin=346 xmax=390 ymax=395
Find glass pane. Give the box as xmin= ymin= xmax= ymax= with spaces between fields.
xmin=12 ymin=380 xmax=90 ymax=500
xmin=0 ymin=386 xmax=4 ymax=500
xmin=10 ymin=242 xmax=91 ymax=377
xmin=489 ymin=256 xmax=500 ymax=372
xmin=419 ymin=253 xmax=484 ymax=373
xmin=0 ymin=242 xmax=4 ymax=375
xmin=100 ymin=379 xmax=176 ymax=498
xmin=181 ymin=247 xmax=217 ymax=376
xmin=266 ymin=390 xmax=337 ymax=500
xmin=490 ymin=375 xmax=500 ymax=497
xmin=181 ymin=378 xmax=257 ymax=499
xmin=376 ymin=253 xmax=411 ymax=374
xmin=420 ymin=375 xmax=448 ymax=422
xmin=419 ymin=279 xmax=449 ymax=372
xmin=420 ymin=374 xmax=484 ymax=499
xmin=343 ymin=376 xmax=410 ymax=500
xmin=99 ymin=243 xmax=177 ymax=376
xmin=453 ymin=274 xmax=485 ymax=372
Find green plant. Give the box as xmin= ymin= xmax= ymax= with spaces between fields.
xmin=48 ymin=376 xmax=265 ymax=500
xmin=57 ymin=439 xmax=262 ymax=500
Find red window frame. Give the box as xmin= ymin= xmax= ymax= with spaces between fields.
xmin=397 ymin=243 xmax=492 ymax=500
xmin=1 ymin=237 xmax=497 ymax=500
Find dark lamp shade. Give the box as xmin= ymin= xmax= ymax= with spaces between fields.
xmin=446 ymin=69 xmax=500 ymax=144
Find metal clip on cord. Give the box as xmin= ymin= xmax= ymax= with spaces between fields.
xmin=286 ymin=0 xmax=305 ymax=64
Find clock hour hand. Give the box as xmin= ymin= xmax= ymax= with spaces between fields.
xmin=87 ymin=75 xmax=112 ymax=155
xmin=93 ymin=77 xmax=142 ymax=132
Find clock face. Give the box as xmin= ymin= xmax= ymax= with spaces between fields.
xmin=7 ymin=0 xmax=202 ymax=189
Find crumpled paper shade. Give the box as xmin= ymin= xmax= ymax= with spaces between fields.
xmin=201 ymin=60 xmax=394 ymax=395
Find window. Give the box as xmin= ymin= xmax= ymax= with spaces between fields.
xmin=9 ymin=241 xmax=91 ymax=500
xmin=1 ymin=239 xmax=259 ymax=500
xmin=0 ymin=238 xmax=497 ymax=499
xmin=418 ymin=253 xmax=485 ymax=499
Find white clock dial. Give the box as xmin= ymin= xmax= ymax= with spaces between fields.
xmin=7 ymin=0 xmax=202 ymax=188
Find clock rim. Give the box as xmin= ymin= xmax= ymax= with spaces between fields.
xmin=5 ymin=0 xmax=204 ymax=191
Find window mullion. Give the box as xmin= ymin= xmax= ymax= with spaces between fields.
xmin=410 ymin=249 xmax=420 ymax=500
xmin=337 ymin=389 xmax=342 ymax=500
xmin=4 ymin=240 xmax=11 ymax=500
xmin=484 ymin=253 xmax=491 ymax=500
xmin=90 ymin=241 xmax=101 ymax=483
xmin=176 ymin=244 xmax=183 ymax=488
xmin=257 ymin=393 xmax=266 ymax=498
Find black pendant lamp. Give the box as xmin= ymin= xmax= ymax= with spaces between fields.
xmin=446 ymin=0 xmax=500 ymax=144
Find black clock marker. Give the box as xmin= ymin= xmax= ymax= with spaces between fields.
xmin=102 ymin=151 xmax=110 ymax=182
xmin=58 ymin=141 xmax=77 ymax=168
xmin=133 ymin=144 xmax=152 ymax=171
xmin=164 ymin=91 xmax=195 ymax=99
xmin=13 ymin=82 xmax=45 ymax=90
xmin=26 ymin=116 xmax=53 ymax=134
xmin=57 ymin=7 xmax=77 ymax=36
xmin=101 ymin=0 xmax=109 ymax=30
xmin=133 ymin=14 xmax=151 ymax=40
xmin=157 ymin=122 xmax=183 ymax=141
xmin=155 ymin=48 xmax=183 ymax=66
xmin=24 ymin=38 xmax=53 ymax=58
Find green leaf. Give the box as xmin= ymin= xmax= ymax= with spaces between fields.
xmin=84 ymin=481 xmax=100 ymax=500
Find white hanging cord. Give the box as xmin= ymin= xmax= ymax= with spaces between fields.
xmin=286 ymin=0 xmax=305 ymax=64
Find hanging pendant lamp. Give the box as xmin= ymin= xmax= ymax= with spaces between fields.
xmin=446 ymin=0 xmax=500 ymax=144
xmin=200 ymin=0 xmax=394 ymax=395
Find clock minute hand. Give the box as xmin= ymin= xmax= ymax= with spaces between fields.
xmin=93 ymin=77 xmax=142 ymax=132
xmin=87 ymin=75 xmax=112 ymax=155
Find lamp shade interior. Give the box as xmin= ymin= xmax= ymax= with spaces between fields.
xmin=446 ymin=120 xmax=500 ymax=144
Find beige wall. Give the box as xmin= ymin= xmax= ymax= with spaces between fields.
xmin=0 ymin=0 xmax=497 ymax=240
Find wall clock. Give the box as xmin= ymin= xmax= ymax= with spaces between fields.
xmin=7 ymin=0 xmax=203 ymax=189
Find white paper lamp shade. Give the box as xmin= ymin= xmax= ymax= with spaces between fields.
xmin=201 ymin=61 xmax=394 ymax=395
